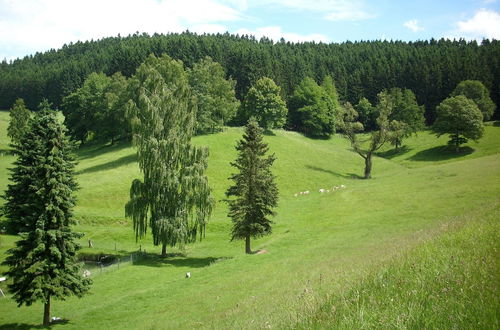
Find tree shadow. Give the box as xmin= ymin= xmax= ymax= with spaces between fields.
xmin=305 ymin=165 xmax=363 ymax=179
xmin=262 ymin=129 xmax=276 ymax=136
xmin=376 ymin=145 xmax=412 ymax=159
xmin=0 ymin=319 xmax=69 ymax=329
xmin=76 ymin=141 xmax=132 ymax=161
xmin=409 ymin=146 xmax=474 ymax=162
xmin=492 ymin=121 xmax=500 ymax=127
xmin=132 ymin=253 xmax=230 ymax=268
xmin=0 ymin=148 xmax=13 ymax=156
xmin=76 ymin=154 xmax=137 ymax=175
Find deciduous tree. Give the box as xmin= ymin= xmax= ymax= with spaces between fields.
xmin=451 ymin=80 xmax=496 ymax=121
xmin=125 ymin=54 xmax=214 ymax=257
xmin=7 ymin=98 xmax=31 ymax=145
xmin=433 ymin=95 xmax=484 ymax=152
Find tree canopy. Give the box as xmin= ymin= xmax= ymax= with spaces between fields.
xmin=7 ymin=98 xmax=31 ymax=145
xmin=240 ymin=77 xmax=288 ymax=130
xmin=451 ymin=80 xmax=496 ymax=121
xmin=125 ymin=54 xmax=214 ymax=256
xmin=433 ymin=95 xmax=484 ymax=152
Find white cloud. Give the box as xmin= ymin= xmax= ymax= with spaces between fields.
xmin=0 ymin=0 xmax=243 ymax=59
xmin=456 ymin=8 xmax=500 ymax=40
xmin=403 ymin=19 xmax=424 ymax=32
xmin=235 ymin=26 xmax=329 ymax=43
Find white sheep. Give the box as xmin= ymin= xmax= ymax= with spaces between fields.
xmin=304 ymin=191 xmax=310 ymax=194
xmin=341 ymin=184 xmax=346 ymax=188
xmin=186 ymin=272 xmax=191 ymax=278
xmin=319 ymin=189 xmax=325 ymax=193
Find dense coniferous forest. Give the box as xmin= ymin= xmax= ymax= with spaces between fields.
xmin=0 ymin=32 xmax=499 ymax=122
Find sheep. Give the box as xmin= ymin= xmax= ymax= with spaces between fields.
xmin=186 ymin=272 xmax=191 ymax=278
xmin=341 ymin=184 xmax=346 ymax=188
xmin=319 ymin=189 xmax=325 ymax=193
xmin=304 ymin=191 xmax=310 ymax=194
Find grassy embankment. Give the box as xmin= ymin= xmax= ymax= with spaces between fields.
xmin=0 ymin=111 xmax=498 ymax=328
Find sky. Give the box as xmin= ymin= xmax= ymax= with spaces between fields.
xmin=0 ymin=0 xmax=499 ymax=61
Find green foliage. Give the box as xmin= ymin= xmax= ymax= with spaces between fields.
xmin=7 ymin=98 xmax=31 ymax=145
xmin=226 ymin=118 xmax=278 ymax=253
xmin=355 ymin=97 xmax=377 ymax=131
xmin=62 ymin=72 xmax=129 ymax=144
xmin=125 ymin=54 xmax=214 ymax=256
xmin=241 ymin=77 xmax=287 ymax=130
xmin=382 ymin=88 xmax=425 ymax=149
xmin=433 ymin=95 xmax=484 ymax=152
xmin=341 ymin=92 xmax=393 ymax=178
xmin=289 ymin=77 xmax=336 ymax=137
xmin=2 ymin=106 xmax=91 ymax=325
xmin=189 ymin=57 xmax=239 ymax=134
xmin=451 ymin=80 xmax=496 ymax=121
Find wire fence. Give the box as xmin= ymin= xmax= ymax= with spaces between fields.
xmin=81 ymin=251 xmax=148 ymax=277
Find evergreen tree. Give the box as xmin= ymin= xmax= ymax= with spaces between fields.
xmin=7 ymin=98 xmax=31 ymax=145
xmin=125 ymin=54 xmax=214 ymax=257
xmin=226 ymin=118 xmax=279 ymax=254
xmin=2 ymin=105 xmax=91 ymax=326
xmin=241 ymin=77 xmax=288 ymax=130
xmin=433 ymin=95 xmax=484 ymax=152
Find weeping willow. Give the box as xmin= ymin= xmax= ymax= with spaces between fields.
xmin=125 ymin=54 xmax=214 ymax=256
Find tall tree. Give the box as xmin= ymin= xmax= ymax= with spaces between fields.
xmin=226 ymin=118 xmax=279 ymax=254
xmin=189 ymin=56 xmax=239 ymax=134
xmin=7 ymin=98 xmax=31 ymax=145
xmin=354 ymin=97 xmax=378 ymax=131
xmin=433 ymin=95 xmax=484 ymax=152
xmin=2 ymin=104 xmax=91 ymax=326
xmin=451 ymin=80 xmax=496 ymax=121
xmin=240 ymin=77 xmax=288 ymax=130
xmin=125 ymin=54 xmax=214 ymax=257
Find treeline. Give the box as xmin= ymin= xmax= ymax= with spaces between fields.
xmin=1 ymin=32 xmax=499 ymax=122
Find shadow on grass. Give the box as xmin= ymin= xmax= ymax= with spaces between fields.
xmin=409 ymin=146 xmax=474 ymax=161
xmin=263 ymin=129 xmax=276 ymax=136
xmin=0 ymin=319 xmax=69 ymax=329
xmin=132 ymin=253 xmax=230 ymax=268
xmin=306 ymin=165 xmax=364 ymax=179
xmin=76 ymin=140 xmax=132 ymax=161
xmin=76 ymin=154 xmax=137 ymax=175
xmin=492 ymin=121 xmax=500 ymax=127
xmin=0 ymin=148 xmax=13 ymax=156
xmin=376 ymin=145 xmax=412 ymax=159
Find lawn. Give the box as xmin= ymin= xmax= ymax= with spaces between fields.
xmin=0 ymin=110 xmax=498 ymax=328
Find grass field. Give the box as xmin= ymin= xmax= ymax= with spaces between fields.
xmin=0 ymin=110 xmax=498 ymax=329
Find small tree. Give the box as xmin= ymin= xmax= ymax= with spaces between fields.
xmin=226 ymin=118 xmax=279 ymax=254
xmin=241 ymin=77 xmax=288 ymax=130
xmin=2 ymin=104 xmax=91 ymax=326
xmin=451 ymin=80 xmax=496 ymax=121
xmin=355 ymin=97 xmax=378 ymax=131
xmin=7 ymin=98 xmax=31 ymax=145
xmin=125 ymin=54 xmax=214 ymax=257
xmin=341 ymin=92 xmax=393 ymax=179
xmin=189 ymin=56 xmax=239 ymax=134
xmin=433 ymin=95 xmax=484 ymax=152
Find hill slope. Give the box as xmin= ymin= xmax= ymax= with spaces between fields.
xmin=0 ymin=111 xmax=499 ymax=328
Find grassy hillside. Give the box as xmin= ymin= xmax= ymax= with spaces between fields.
xmin=0 ymin=110 xmax=498 ymax=328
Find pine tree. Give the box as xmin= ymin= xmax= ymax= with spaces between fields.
xmin=7 ymin=98 xmax=31 ymax=145
xmin=125 ymin=54 xmax=214 ymax=256
xmin=226 ymin=118 xmax=279 ymax=254
xmin=2 ymin=104 xmax=91 ymax=326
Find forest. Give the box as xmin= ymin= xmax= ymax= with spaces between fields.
xmin=0 ymin=32 xmax=499 ymax=124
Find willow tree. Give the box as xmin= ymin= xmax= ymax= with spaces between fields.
xmin=125 ymin=54 xmax=214 ymax=256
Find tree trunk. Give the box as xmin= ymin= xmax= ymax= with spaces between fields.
xmin=43 ymin=295 xmax=51 ymax=326
xmin=364 ymin=154 xmax=372 ymax=179
xmin=245 ymin=235 xmax=251 ymax=254
xmin=161 ymin=243 xmax=167 ymax=257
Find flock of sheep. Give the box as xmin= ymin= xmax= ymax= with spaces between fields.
xmin=294 ymin=184 xmax=346 ymax=197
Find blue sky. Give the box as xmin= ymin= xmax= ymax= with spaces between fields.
xmin=0 ymin=0 xmax=499 ymax=60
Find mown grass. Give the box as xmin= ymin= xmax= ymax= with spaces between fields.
xmin=0 ymin=110 xmax=499 ymax=329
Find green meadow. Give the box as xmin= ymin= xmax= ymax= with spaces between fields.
xmin=0 ymin=111 xmax=498 ymax=328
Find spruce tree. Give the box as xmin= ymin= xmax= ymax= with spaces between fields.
xmin=2 ymin=104 xmax=91 ymax=326
xmin=125 ymin=54 xmax=214 ymax=256
xmin=226 ymin=118 xmax=279 ymax=254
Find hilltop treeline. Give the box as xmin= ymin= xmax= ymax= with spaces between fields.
xmin=1 ymin=32 xmax=499 ymax=121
